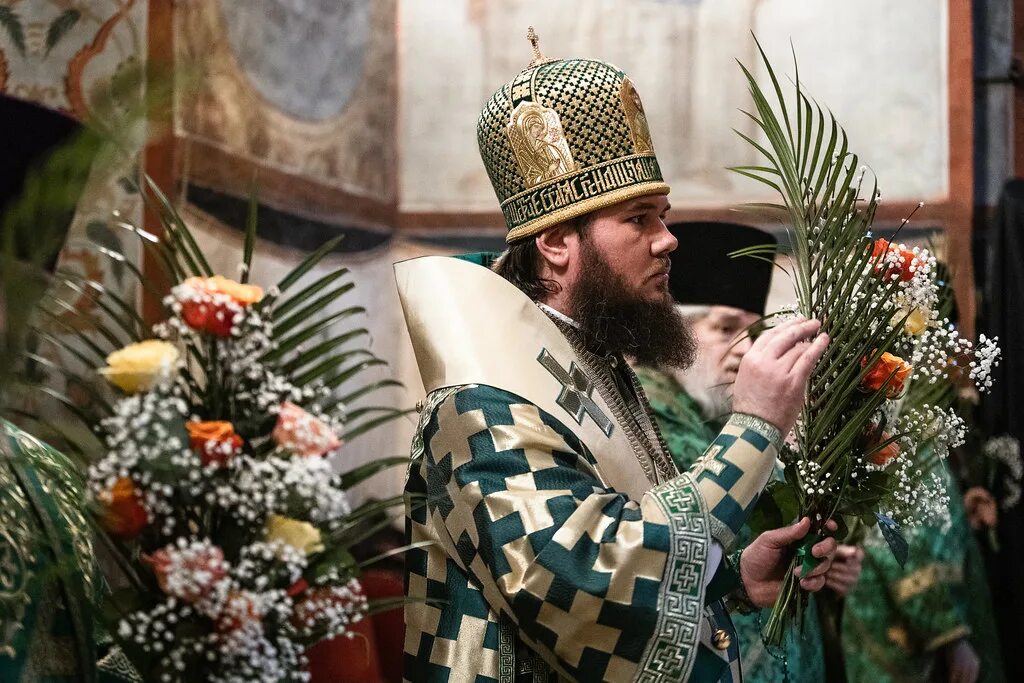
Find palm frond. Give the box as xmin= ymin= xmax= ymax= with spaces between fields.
xmin=240 ymin=180 xmax=258 ymax=284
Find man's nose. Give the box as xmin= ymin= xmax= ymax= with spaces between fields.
xmin=653 ymin=221 xmax=677 ymax=255
xmin=733 ymin=333 xmax=754 ymax=357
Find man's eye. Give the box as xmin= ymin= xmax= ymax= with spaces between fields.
xmin=629 ymin=215 xmax=645 ymax=224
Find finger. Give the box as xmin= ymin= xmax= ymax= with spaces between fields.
xmin=766 ymin=517 xmax=812 ymax=548
xmin=754 ymin=316 xmax=807 ymax=342
xmin=824 ymin=519 xmax=839 ymax=534
xmin=812 ymin=536 xmax=838 ymax=559
xmin=825 ymin=572 xmax=854 ymax=588
xmin=800 ymin=575 xmax=827 ymax=592
xmin=835 ymin=544 xmax=858 ymax=559
xmin=794 ymin=553 xmax=833 ymax=579
xmin=825 ymin=578 xmax=850 ymax=596
xmin=780 ymin=340 xmax=815 ymax=371
xmin=763 ymin=319 xmax=822 ymax=358
xmin=825 ymin=567 xmax=857 ymax=585
xmin=804 ymin=555 xmax=833 ymax=579
xmin=790 ymin=333 xmax=830 ymax=380
xmin=826 ymin=561 xmax=857 ymax=578
xmin=752 ymin=316 xmax=811 ymax=351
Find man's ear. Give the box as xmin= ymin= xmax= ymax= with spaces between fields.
xmin=535 ymin=223 xmax=577 ymax=271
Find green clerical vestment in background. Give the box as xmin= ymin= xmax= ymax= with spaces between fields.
xmin=635 ymin=367 xmax=825 ymax=683
xmin=0 ymin=421 xmax=138 ymax=683
xmin=843 ymin=463 xmax=1004 ymax=683
xmin=0 ymin=420 xmax=97 ymax=682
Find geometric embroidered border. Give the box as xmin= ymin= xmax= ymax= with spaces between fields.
xmin=636 ymin=473 xmax=710 ymax=682
xmin=728 ymin=412 xmax=783 ymax=452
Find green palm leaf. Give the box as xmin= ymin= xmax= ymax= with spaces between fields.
xmin=270 ymin=236 xmax=344 ymax=300
xmin=274 ymin=283 xmax=357 ymax=336
xmin=272 ymin=268 xmax=350 ymax=320
xmin=281 ymin=328 xmax=370 ymax=375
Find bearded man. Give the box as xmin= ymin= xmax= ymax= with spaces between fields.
xmin=396 ymin=33 xmax=835 ymax=682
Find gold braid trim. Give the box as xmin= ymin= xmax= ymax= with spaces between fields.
xmin=924 ymin=625 xmax=971 ymax=652
xmin=890 ymin=562 xmax=963 ymax=603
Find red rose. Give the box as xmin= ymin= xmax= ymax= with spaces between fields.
xmin=861 ymin=351 xmax=913 ymax=398
xmin=100 ymin=477 xmax=148 ymax=540
xmin=173 ymin=276 xmax=263 ymax=337
xmin=216 ymin=591 xmax=261 ymax=634
xmin=187 ymin=420 xmax=243 ymax=466
xmin=870 ymin=239 xmax=918 ymax=282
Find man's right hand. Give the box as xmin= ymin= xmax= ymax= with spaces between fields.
xmin=732 ymin=317 xmax=828 ymax=436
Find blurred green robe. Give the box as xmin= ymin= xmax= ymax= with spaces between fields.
xmin=635 ymin=367 xmax=825 ymax=683
xmin=0 ymin=420 xmax=97 ymax=681
xmin=0 ymin=420 xmax=137 ymax=683
xmin=842 ymin=464 xmax=1004 ymax=683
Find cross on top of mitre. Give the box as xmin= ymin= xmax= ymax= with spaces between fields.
xmin=526 ymin=26 xmax=556 ymax=68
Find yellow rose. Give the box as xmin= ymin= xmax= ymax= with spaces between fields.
xmin=265 ymin=514 xmax=324 ymax=555
xmin=892 ymin=307 xmax=929 ymax=336
xmin=100 ymin=340 xmax=179 ymax=394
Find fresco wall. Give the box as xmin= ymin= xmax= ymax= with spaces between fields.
xmin=14 ymin=0 xmax=955 ymax=506
xmin=0 ymin=0 xmax=148 ymax=429
xmin=399 ymin=0 xmax=949 ymax=215
xmin=175 ymin=0 xmax=397 ymax=224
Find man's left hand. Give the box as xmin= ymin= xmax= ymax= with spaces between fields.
xmin=964 ymin=487 xmax=998 ymax=530
xmin=824 ymin=544 xmax=864 ymax=596
xmin=740 ymin=517 xmax=838 ymax=607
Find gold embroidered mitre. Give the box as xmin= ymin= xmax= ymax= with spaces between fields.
xmin=477 ymin=28 xmax=670 ymax=243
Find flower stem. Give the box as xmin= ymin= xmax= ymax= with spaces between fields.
xmin=762 ymin=555 xmax=799 ymax=647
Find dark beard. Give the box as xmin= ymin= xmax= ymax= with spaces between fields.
xmin=567 ymin=238 xmax=696 ymax=369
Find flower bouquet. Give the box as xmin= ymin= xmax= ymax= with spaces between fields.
xmin=29 ymin=185 xmax=413 ymax=681
xmin=733 ymin=41 xmax=1001 ymax=644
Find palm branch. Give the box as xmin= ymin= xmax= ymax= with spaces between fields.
xmin=735 ymin=38 xmax=937 ymax=644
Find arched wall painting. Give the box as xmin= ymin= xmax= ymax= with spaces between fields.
xmin=175 ymin=0 xmax=397 ymax=225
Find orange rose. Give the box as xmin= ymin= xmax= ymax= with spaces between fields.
xmin=145 ymin=543 xmax=227 ymax=604
xmin=868 ymin=432 xmax=901 ymax=466
xmin=187 ymin=420 xmax=243 ymax=467
xmin=174 ymin=276 xmax=263 ymax=337
xmin=100 ymin=477 xmax=148 ymax=540
xmin=870 ymin=239 xmax=918 ymax=282
xmin=272 ymin=402 xmax=342 ymax=457
xmin=861 ymin=351 xmax=912 ymax=398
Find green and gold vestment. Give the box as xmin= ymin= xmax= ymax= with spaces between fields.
xmin=635 ymin=367 xmax=825 ymax=683
xmin=397 ymin=257 xmax=785 ymax=682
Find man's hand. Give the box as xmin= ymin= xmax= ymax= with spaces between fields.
xmin=732 ymin=317 xmax=829 ymax=436
xmin=944 ymin=639 xmax=980 ymax=683
xmin=824 ymin=544 xmax=864 ymax=596
xmin=740 ymin=517 xmax=838 ymax=607
xmin=964 ymin=487 xmax=998 ymax=530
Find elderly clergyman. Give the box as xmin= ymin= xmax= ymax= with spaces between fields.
xmin=395 ymin=31 xmax=835 ymax=682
